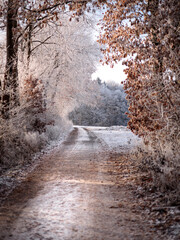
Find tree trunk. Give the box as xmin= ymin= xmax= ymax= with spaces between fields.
xmin=26 ymin=22 xmax=33 ymax=69
xmin=2 ymin=0 xmax=19 ymax=118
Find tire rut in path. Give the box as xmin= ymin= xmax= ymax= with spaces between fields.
xmin=0 ymin=127 xmax=155 ymax=240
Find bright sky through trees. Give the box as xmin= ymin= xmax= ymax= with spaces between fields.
xmin=92 ymin=61 xmax=127 ymax=84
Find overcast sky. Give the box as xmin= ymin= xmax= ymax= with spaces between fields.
xmin=91 ymin=11 xmax=127 ymax=85
xmin=92 ymin=61 xmax=127 ymax=84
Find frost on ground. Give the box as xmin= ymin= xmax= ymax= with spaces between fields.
xmin=0 ymin=126 xmax=179 ymax=240
xmin=0 ymin=127 xmax=157 ymax=240
xmin=85 ymin=126 xmax=141 ymax=152
xmin=0 ymin=125 xmax=73 ymax=205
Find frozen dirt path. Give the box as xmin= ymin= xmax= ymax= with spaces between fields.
xmin=0 ymin=127 xmax=155 ymax=240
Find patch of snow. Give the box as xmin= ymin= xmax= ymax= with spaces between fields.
xmin=86 ymin=125 xmax=142 ymax=153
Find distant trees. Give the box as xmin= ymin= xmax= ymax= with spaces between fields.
xmin=69 ymin=79 xmax=129 ymax=126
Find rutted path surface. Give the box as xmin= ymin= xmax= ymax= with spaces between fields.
xmin=0 ymin=127 xmax=155 ymax=240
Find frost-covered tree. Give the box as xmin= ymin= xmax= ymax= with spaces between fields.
xmin=20 ymin=14 xmax=100 ymax=119
xmin=0 ymin=11 xmax=101 ymax=167
xmin=0 ymin=0 xmax=96 ymax=116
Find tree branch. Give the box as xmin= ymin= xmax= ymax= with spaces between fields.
xmin=30 ymin=36 xmax=52 ymax=53
xmin=24 ymin=0 xmax=89 ymax=13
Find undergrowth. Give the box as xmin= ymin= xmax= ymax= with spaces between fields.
xmin=132 ymin=137 xmax=180 ymax=205
xmin=0 ymin=74 xmax=72 ymax=172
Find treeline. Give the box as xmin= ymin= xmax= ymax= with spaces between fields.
xmin=69 ymin=79 xmax=129 ymax=127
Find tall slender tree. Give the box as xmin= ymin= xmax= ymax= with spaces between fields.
xmin=2 ymin=0 xmax=19 ymax=117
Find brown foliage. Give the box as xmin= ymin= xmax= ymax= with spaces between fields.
xmin=22 ymin=75 xmax=47 ymax=133
xmin=99 ymin=0 xmax=180 ymax=190
xmin=23 ymin=76 xmax=45 ymax=113
xmin=99 ymin=0 xmax=180 ymax=137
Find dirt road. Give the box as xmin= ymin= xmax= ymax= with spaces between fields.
xmin=0 ymin=127 xmax=156 ymax=240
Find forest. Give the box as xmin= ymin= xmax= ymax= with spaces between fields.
xmin=69 ymin=79 xmax=129 ymax=126
xmin=0 ymin=0 xmax=179 ymax=239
